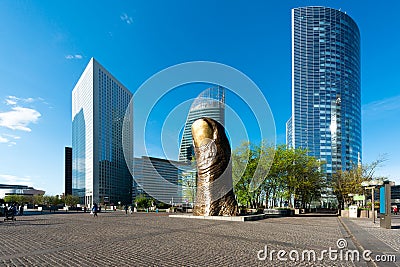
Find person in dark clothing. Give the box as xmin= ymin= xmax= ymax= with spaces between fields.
xmin=124 ymin=205 xmax=128 ymax=214
xmin=92 ymin=203 xmax=98 ymax=217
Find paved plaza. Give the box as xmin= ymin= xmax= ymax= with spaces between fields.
xmin=0 ymin=211 xmax=399 ymax=266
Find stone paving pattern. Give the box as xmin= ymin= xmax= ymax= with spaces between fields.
xmin=0 ymin=212 xmax=386 ymax=266
xmin=345 ymin=217 xmax=400 ymax=253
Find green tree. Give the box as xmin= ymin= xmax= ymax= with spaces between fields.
xmin=291 ymin=151 xmax=325 ymax=209
xmin=262 ymin=145 xmax=325 ymax=209
xmin=62 ymin=195 xmax=80 ymax=207
xmin=180 ymin=170 xmax=197 ymax=207
xmin=33 ymin=194 xmax=44 ymax=206
xmin=232 ymin=141 xmax=275 ymax=209
xmin=263 ymin=145 xmax=290 ymax=208
xmin=4 ymin=195 xmax=23 ymax=204
xmin=332 ymin=156 xmax=386 ymax=209
xmin=232 ymin=141 xmax=260 ymax=208
xmin=134 ymin=194 xmax=151 ymax=209
xmin=233 ymin=142 xmax=325 ymax=209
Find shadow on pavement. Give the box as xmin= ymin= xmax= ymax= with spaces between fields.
xmin=295 ymin=213 xmax=338 ymax=217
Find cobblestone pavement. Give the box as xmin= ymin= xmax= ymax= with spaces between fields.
xmin=339 ymin=216 xmax=400 ymax=267
xmin=340 ymin=215 xmax=400 ymax=255
xmin=0 ymin=212 xmax=366 ymax=266
xmin=343 ymin=216 xmax=400 ymax=252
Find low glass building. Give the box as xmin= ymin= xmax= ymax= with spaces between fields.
xmin=0 ymin=184 xmax=45 ymax=199
xmin=133 ymin=156 xmax=193 ymax=205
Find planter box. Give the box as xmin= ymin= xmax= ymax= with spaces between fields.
xmin=368 ymin=210 xmax=377 ymax=219
xmin=359 ymin=210 xmax=368 ymax=218
xmin=340 ymin=210 xmax=349 ymax=218
xmin=264 ymin=209 xmax=294 ymax=216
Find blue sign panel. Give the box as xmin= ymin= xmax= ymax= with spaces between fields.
xmin=380 ymin=187 xmax=385 ymax=214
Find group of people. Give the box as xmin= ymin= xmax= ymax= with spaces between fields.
xmin=124 ymin=205 xmax=134 ymax=214
xmin=4 ymin=203 xmax=23 ymax=216
xmin=85 ymin=203 xmax=142 ymax=217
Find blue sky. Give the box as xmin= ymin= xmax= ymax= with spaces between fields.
xmin=0 ymin=1 xmax=399 ymax=195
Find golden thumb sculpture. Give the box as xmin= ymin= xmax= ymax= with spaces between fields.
xmin=191 ymin=118 xmax=238 ymax=216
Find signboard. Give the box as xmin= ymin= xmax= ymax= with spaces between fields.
xmin=349 ymin=205 xmax=358 ymax=218
xmin=380 ymin=187 xmax=385 ymax=214
xmin=353 ymin=195 xmax=365 ymax=201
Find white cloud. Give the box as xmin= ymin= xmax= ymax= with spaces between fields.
xmin=5 ymin=96 xmax=18 ymax=105
xmin=4 ymin=134 xmax=20 ymax=140
xmin=65 ymin=54 xmax=83 ymax=60
xmin=1 ymin=96 xmax=43 ymax=145
xmin=363 ymin=95 xmax=400 ymax=116
xmin=0 ymin=134 xmax=19 ymax=146
xmin=5 ymin=99 xmax=17 ymax=105
xmin=0 ymin=106 xmax=41 ymax=132
xmin=120 ymin=13 xmax=133 ymax=24
xmin=0 ymin=174 xmax=33 ymax=186
xmin=8 ymin=141 xmax=16 ymax=147
xmin=5 ymin=96 xmax=43 ymax=106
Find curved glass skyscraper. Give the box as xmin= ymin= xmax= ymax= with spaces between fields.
xmin=287 ymin=7 xmax=361 ymax=176
xmin=178 ymin=86 xmax=225 ymax=162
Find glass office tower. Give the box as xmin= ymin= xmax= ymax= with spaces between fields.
xmin=72 ymin=58 xmax=133 ymax=206
xmin=178 ymin=86 xmax=225 ymax=162
xmin=133 ymin=156 xmax=191 ymax=205
xmin=287 ymin=7 xmax=361 ymax=177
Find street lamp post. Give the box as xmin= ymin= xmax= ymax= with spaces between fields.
xmin=370 ymin=187 xmax=375 ymax=224
xmin=170 ymin=197 xmax=174 ymax=213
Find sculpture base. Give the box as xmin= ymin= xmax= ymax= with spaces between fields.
xmin=169 ymin=213 xmax=266 ymax=222
xmin=193 ymin=190 xmax=239 ymax=216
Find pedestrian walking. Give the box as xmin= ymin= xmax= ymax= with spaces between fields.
xmin=124 ymin=205 xmax=128 ymax=214
xmin=92 ymin=203 xmax=98 ymax=217
xmin=10 ymin=203 xmax=17 ymax=216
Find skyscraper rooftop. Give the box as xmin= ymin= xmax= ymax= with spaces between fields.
xmin=178 ymin=86 xmax=225 ymax=162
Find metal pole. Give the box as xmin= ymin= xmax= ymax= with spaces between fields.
xmin=363 ymin=187 xmax=365 ymax=207
xmin=371 ymin=187 xmax=375 ymax=224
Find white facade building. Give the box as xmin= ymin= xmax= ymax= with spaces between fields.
xmin=0 ymin=184 xmax=45 ymax=199
xmin=72 ymin=58 xmax=133 ymax=206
